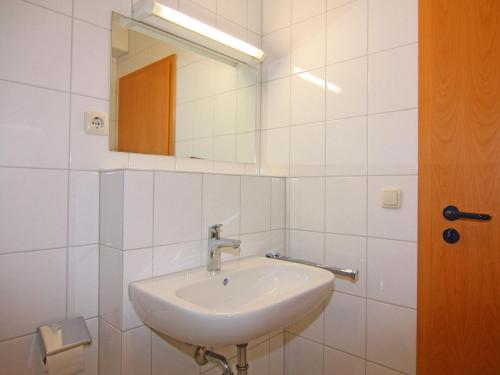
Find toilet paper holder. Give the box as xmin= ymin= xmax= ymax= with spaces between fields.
xmin=38 ymin=316 xmax=92 ymax=364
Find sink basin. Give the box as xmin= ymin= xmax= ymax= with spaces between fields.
xmin=129 ymin=256 xmax=334 ymax=347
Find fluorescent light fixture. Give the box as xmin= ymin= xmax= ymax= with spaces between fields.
xmin=293 ymin=67 xmax=341 ymax=93
xmin=133 ymin=0 xmax=265 ymax=65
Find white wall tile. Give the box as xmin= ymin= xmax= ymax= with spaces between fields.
xmin=0 ymin=168 xmax=67 ymax=254
xmin=70 ymin=94 xmax=128 ymax=171
xmin=237 ymin=86 xmax=257 ymax=133
xmin=99 ymin=246 xmax=123 ymax=329
xmin=100 ymin=171 xmax=124 ymax=249
xmin=271 ymin=229 xmax=286 ymax=255
xmin=74 ymin=0 xmax=131 ymax=29
xmin=324 ymin=346 xmax=366 ymax=375
xmin=366 ymin=361 xmax=404 ymax=375
xmin=128 ymin=153 xmax=176 ymax=171
xmin=367 ymin=238 xmax=417 ymax=308
xmin=368 ymin=44 xmax=418 ymax=114
xmin=326 ymin=57 xmax=367 ymax=120
xmin=218 ymin=0 xmax=247 ymax=27
xmin=262 ymin=76 xmax=290 ymax=129
xmin=248 ymin=0 xmax=262 ymax=34
xmin=99 ymin=319 xmax=122 ymax=375
xmin=179 ymin=0 xmax=217 ymax=25
xmin=0 ymin=81 xmax=69 ymax=168
xmin=286 ymin=334 xmax=323 ymax=375
xmin=327 ymin=0 xmax=367 ymax=64
xmin=175 ymin=157 xmax=214 ymax=173
xmin=327 ymin=0 xmax=353 ymax=9
xmin=288 ymin=230 xmax=324 ymax=263
xmin=69 ymin=171 xmax=99 ymax=246
xmin=325 ymin=177 xmax=367 ymax=236
xmin=324 ymin=292 xmax=366 ymax=357
xmin=152 ymin=332 xmax=200 ymax=375
xmin=72 ymin=20 xmax=111 ymax=99
xmin=262 ymin=28 xmax=291 ymax=81
xmin=368 ymin=0 xmax=418 ymax=53
xmin=292 ymin=14 xmax=326 ymax=72
xmin=68 ymin=245 xmax=99 ymax=319
xmin=241 ymin=176 xmax=271 ymax=233
xmin=217 ymin=15 xmax=247 ymax=41
xmin=367 ymin=176 xmax=418 ymax=241
xmin=0 ymin=248 xmax=66 ymax=341
xmin=271 ymin=178 xmax=286 ymax=229
xmin=260 ymin=128 xmax=290 ymax=176
xmin=190 ymin=0 xmax=216 ymax=12
xmin=326 ymin=117 xmax=367 ymax=176
xmin=288 ymin=301 xmax=324 ymax=342
xmin=122 ymin=248 xmax=153 ymax=330
xmin=122 ymin=325 xmax=151 ymax=375
xmin=123 ymin=171 xmax=154 ymax=250
xmin=28 ymin=0 xmax=73 ymax=15
xmin=247 ymin=340 xmax=270 ymax=375
xmin=269 ymin=333 xmax=285 ymax=375
xmin=213 ymin=91 xmax=237 ymax=135
xmin=291 ymin=67 xmax=326 ymax=125
xmin=83 ymin=317 xmax=99 ymax=375
xmin=368 ymin=109 xmax=418 ymax=175
xmin=289 ymin=177 xmax=325 ymax=231
xmin=292 ymin=0 xmax=326 ymax=24
xmin=0 ymin=333 xmax=44 ymax=375
xmin=240 ymin=231 xmax=271 ymax=257
xmin=153 ymin=241 xmax=201 ymax=276
xmin=202 ymin=174 xmax=241 ymax=237
xmin=0 ymin=0 xmax=71 ymax=91
xmin=263 ymin=0 xmax=291 ymax=34
xmin=290 ymin=122 xmax=325 ymax=177
xmin=325 ymin=234 xmax=366 ymax=297
xmin=154 ymin=172 xmax=202 ymax=245
xmin=367 ymin=300 xmax=416 ymax=374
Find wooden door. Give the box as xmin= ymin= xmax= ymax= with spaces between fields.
xmin=418 ymin=1 xmax=500 ymax=374
xmin=118 ymin=54 xmax=176 ymax=155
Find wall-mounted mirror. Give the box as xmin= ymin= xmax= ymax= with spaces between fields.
xmin=110 ymin=12 xmax=260 ymax=164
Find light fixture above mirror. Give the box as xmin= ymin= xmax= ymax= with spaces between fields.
xmin=132 ymin=0 xmax=265 ymax=65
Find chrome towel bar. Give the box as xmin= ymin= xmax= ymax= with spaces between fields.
xmin=265 ymin=252 xmax=359 ymax=281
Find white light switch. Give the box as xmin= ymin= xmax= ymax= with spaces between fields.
xmin=382 ymin=187 xmax=401 ymax=208
xmin=84 ymin=111 xmax=108 ymax=136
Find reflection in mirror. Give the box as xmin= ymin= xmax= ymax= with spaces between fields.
xmin=110 ymin=12 xmax=259 ymax=163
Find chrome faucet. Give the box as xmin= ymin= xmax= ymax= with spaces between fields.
xmin=207 ymin=224 xmax=241 ymax=272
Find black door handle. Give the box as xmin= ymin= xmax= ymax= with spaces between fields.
xmin=443 ymin=205 xmax=492 ymax=221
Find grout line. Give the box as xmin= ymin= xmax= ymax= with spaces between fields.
xmin=0 ymin=246 xmax=69 ymax=257
xmin=0 ymin=77 xmax=70 ymax=95
xmin=20 ymin=0 xmax=72 ymax=18
xmin=0 ymin=78 xmax=110 ymax=103
xmin=0 ymin=316 xmax=99 ymax=344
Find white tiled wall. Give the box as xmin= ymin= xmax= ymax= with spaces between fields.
xmin=0 ymin=0 xmax=268 ymax=374
xmin=260 ymin=0 xmax=418 ymax=374
xmin=0 ymin=0 xmax=419 ymax=374
xmin=99 ymin=170 xmax=286 ymax=374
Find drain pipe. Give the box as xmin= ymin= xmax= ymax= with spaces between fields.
xmin=236 ymin=343 xmax=249 ymax=375
xmin=194 ymin=347 xmax=234 ymax=375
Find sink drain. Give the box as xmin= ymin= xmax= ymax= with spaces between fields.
xmin=223 ymin=278 xmax=229 ymax=286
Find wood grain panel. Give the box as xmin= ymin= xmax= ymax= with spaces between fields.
xmin=118 ymin=54 xmax=176 ymax=156
xmin=418 ymin=0 xmax=500 ymax=373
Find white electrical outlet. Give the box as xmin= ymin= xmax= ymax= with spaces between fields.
xmin=84 ymin=111 xmax=109 ymax=135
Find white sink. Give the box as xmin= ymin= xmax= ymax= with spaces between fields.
xmin=129 ymin=256 xmax=334 ymax=347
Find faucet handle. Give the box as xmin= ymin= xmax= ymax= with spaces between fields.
xmin=209 ymin=224 xmax=223 ymax=239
